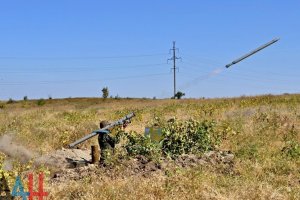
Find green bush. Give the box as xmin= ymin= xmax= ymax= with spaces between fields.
xmin=116 ymin=131 xmax=161 ymax=160
xmin=37 ymin=99 xmax=46 ymax=106
xmin=161 ymin=119 xmax=217 ymax=157
xmin=7 ymin=98 xmax=15 ymax=104
xmin=116 ymin=119 xmax=220 ymax=159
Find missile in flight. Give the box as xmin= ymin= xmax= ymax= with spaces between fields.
xmin=225 ymin=38 xmax=280 ymax=68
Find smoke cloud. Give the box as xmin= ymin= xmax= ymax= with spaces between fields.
xmin=0 ymin=134 xmax=92 ymax=170
xmin=0 ymin=134 xmax=37 ymax=170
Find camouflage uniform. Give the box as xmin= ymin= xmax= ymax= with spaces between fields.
xmin=98 ymin=121 xmax=116 ymax=165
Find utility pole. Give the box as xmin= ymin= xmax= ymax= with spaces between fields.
xmin=168 ymin=41 xmax=181 ymax=98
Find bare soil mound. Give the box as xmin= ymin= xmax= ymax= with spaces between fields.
xmin=49 ymin=149 xmax=235 ymax=183
xmin=36 ymin=148 xmax=91 ymax=168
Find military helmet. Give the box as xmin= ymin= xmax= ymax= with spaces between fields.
xmin=100 ymin=120 xmax=110 ymax=129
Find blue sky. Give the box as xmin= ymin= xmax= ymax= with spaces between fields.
xmin=0 ymin=1 xmax=299 ymax=100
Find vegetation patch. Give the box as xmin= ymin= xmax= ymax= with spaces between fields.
xmin=37 ymin=98 xmax=46 ymax=106
xmin=0 ymin=94 xmax=299 ymax=199
xmin=113 ymin=118 xmax=222 ymax=162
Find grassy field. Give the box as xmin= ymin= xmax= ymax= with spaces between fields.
xmin=0 ymin=94 xmax=299 ymax=199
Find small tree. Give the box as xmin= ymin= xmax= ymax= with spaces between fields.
xmin=102 ymin=87 xmax=109 ymax=99
xmin=7 ymin=98 xmax=15 ymax=104
xmin=174 ymin=91 xmax=185 ymax=99
xmin=23 ymin=96 xmax=28 ymax=101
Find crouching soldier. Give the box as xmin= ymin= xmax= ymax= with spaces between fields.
xmin=98 ymin=121 xmax=116 ymax=165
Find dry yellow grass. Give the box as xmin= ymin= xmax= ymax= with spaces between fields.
xmin=0 ymin=94 xmax=299 ymax=199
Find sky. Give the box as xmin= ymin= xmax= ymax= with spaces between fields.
xmin=0 ymin=1 xmax=299 ymax=100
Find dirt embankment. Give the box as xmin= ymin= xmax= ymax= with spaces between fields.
xmin=50 ymin=149 xmax=235 ymax=183
xmin=0 ymin=133 xmax=235 ymax=183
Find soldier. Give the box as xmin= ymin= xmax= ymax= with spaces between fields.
xmin=98 ymin=121 xmax=116 ymax=165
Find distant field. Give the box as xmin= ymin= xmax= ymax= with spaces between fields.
xmin=0 ymin=94 xmax=299 ymax=199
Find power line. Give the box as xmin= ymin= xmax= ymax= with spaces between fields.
xmin=0 ymin=72 xmax=170 ymax=85
xmin=209 ymin=75 xmax=297 ymax=91
xmin=181 ymin=61 xmax=300 ymax=81
xmin=229 ymin=68 xmax=300 ymax=79
xmin=1 ymin=63 xmax=169 ymax=73
xmin=220 ymin=72 xmax=298 ymax=83
xmin=168 ymin=41 xmax=181 ymax=98
xmin=180 ymin=61 xmax=214 ymax=73
xmin=0 ymin=53 xmax=168 ymax=60
xmin=180 ymin=53 xmax=223 ymax=66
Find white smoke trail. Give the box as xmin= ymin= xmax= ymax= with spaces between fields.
xmin=179 ymin=67 xmax=225 ymax=91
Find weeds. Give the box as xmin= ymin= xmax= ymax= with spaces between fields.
xmin=0 ymin=103 xmax=5 ymax=109
xmin=0 ymin=94 xmax=299 ymax=199
xmin=282 ymin=126 xmax=300 ymax=159
xmin=116 ymin=131 xmax=161 ymax=160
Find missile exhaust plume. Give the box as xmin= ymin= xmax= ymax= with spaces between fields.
xmin=179 ymin=66 xmax=225 ymax=91
xmin=177 ymin=38 xmax=280 ymax=93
